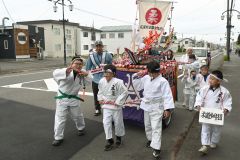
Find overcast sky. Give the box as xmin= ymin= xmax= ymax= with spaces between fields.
xmin=1 ymin=0 xmax=240 ymax=44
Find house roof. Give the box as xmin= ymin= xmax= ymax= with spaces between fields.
xmin=179 ymin=38 xmax=195 ymax=42
xmin=17 ymin=20 xmax=80 ymax=27
xmin=79 ymin=26 xmax=102 ymax=32
xmin=100 ymin=25 xmax=132 ymax=32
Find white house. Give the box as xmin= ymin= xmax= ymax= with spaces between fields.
xmin=78 ymin=25 xmax=101 ymax=55
xmin=100 ymin=25 xmax=132 ymax=54
xmin=18 ymin=20 xmax=80 ymax=58
xmin=178 ymin=38 xmax=195 ymax=49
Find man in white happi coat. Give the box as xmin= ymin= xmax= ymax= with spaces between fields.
xmin=132 ymin=61 xmax=175 ymax=159
xmin=52 ymin=56 xmax=92 ymax=146
xmin=195 ymin=70 xmax=232 ymax=154
xmin=182 ymin=54 xmax=200 ymax=107
xmin=97 ymin=64 xmax=128 ymax=151
xmin=179 ymin=48 xmax=193 ymax=70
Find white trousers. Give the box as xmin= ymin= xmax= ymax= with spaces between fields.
xmin=144 ymin=109 xmax=163 ymax=150
xmin=54 ymin=105 xmax=85 ymax=140
xmin=103 ymin=108 xmax=125 ymax=140
xmin=183 ymin=93 xmax=195 ymax=110
xmin=189 ymin=94 xmax=196 ymax=110
xmin=201 ymin=123 xmax=222 ymax=146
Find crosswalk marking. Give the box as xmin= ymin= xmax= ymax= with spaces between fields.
xmin=1 ymin=78 xmax=94 ymax=96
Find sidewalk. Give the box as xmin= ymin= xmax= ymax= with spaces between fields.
xmin=175 ymin=54 xmax=240 ymax=160
xmin=0 ymin=58 xmax=72 ymax=75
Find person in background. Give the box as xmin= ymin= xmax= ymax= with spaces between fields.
xmin=132 ymin=61 xmax=175 ymax=159
xmin=52 ymin=56 xmax=92 ymax=146
xmin=195 ymin=70 xmax=232 ymax=154
xmin=197 ymin=65 xmax=210 ymax=90
xmin=86 ymin=40 xmax=112 ymax=116
xmin=207 ymin=51 xmax=211 ymax=67
xmin=166 ymin=49 xmax=175 ymax=60
xmin=98 ymin=64 xmax=128 ymax=151
xmin=182 ymin=54 xmax=200 ymax=108
xmin=181 ymin=69 xmax=199 ymax=111
xmin=179 ymin=48 xmax=193 ymax=70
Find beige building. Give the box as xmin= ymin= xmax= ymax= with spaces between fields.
xmin=79 ymin=26 xmax=101 ymax=55
xmin=100 ymin=25 xmax=132 ymax=54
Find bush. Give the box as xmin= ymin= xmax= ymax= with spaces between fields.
xmin=224 ymin=55 xmax=228 ymax=61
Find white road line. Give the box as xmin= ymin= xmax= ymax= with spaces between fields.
xmin=1 ymin=78 xmax=94 ymax=96
xmin=2 ymin=86 xmax=94 ymax=96
xmin=0 ymin=70 xmax=52 ymax=79
xmin=1 ymin=78 xmax=47 ymax=87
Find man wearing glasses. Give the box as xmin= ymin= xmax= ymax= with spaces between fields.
xmin=52 ymin=56 xmax=92 ymax=146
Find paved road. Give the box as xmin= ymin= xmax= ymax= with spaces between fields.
xmin=0 ymin=69 xmax=195 ymax=160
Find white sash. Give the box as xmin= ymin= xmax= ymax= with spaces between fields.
xmin=89 ymin=52 xmax=106 ymax=68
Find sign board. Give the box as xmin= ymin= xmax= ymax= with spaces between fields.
xmin=199 ymin=107 xmax=224 ymax=125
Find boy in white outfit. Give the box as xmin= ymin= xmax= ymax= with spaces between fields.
xmin=197 ymin=65 xmax=210 ymax=89
xmin=181 ymin=69 xmax=199 ymax=111
xmin=52 ymin=56 xmax=92 ymax=146
xmin=98 ymin=64 xmax=128 ymax=151
xmin=195 ymin=70 xmax=232 ymax=154
xmin=132 ymin=61 xmax=175 ymax=159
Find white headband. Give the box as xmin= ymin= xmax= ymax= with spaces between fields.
xmin=104 ymin=69 xmax=113 ymax=73
xmin=210 ymin=74 xmax=228 ymax=82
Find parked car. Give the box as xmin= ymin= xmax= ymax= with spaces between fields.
xmin=192 ymin=47 xmax=211 ymax=67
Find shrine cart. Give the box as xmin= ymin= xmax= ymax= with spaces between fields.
xmin=114 ymin=49 xmax=178 ymax=127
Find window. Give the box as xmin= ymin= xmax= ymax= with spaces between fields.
xmin=101 ymin=33 xmax=106 ymax=39
xmin=53 ymin=28 xmax=60 ymax=35
xmin=66 ymin=29 xmax=72 ymax=40
xmin=118 ymin=33 xmax=124 ymax=38
xmin=91 ymin=32 xmax=96 ymax=41
xmin=185 ymin=41 xmax=188 ymax=44
xmin=17 ymin=32 xmax=27 ymax=45
xmin=83 ymin=32 xmax=88 ymax=37
xmin=4 ymin=40 xmax=8 ymax=49
xmin=18 ymin=35 xmax=26 ymax=41
xmin=67 ymin=44 xmax=72 ymax=54
xmin=55 ymin=44 xmax=61 ymax=51
xmin=109 ymin=33 xmax=115 ymax=39
xmin=83 ymin=45 xmax=89 ymax=50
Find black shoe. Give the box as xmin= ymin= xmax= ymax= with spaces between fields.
xmin=52 ymin=139 xmax=63 ymax=146
xmin=104 ymin=138 xmax=114 ymax=151
xmin=146 ymin=140 xmax=151 ymax=148
xmin=115 ymin=136 xmax=122 ymax=147
xmin=153 ymin=149 xmax=161 ymax=159
xmin=78 ymin=129 xmax=85 ymax=136
xmin=94 ymin=109 xmax=101 ymax=116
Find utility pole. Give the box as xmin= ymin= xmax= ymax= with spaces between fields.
xmin=226 ymin=0 xmax=231 ymax=61
xmin=62 ymin=0 xmax=67 ymax=66
xmin=49 ymin=0 xmax=73 ymax=66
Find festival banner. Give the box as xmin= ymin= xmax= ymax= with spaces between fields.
xmin=139 ymin=0 xmax=171 ymax=38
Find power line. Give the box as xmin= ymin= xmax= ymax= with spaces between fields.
xmin=1 ymin=0 xmax=15 ymax=23
xmin=73 ymin=7 xmax=134 ymax=24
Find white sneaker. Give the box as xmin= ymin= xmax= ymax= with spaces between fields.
xmin=198 ymin=145 xmax=208 ymax=154
xmin=210 ymin=143 xmax=217 ymax=148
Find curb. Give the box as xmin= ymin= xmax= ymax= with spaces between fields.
xmin=170 ymin=111 xmax=198 ymax=160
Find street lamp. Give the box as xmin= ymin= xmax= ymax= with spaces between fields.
xmin=221 ymin=9 xmax=240 ymax=20
xmin=48 ymin=0 xmax=73 ymax=66
xmin=221 ymin=8 xmax=240 ymax=61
